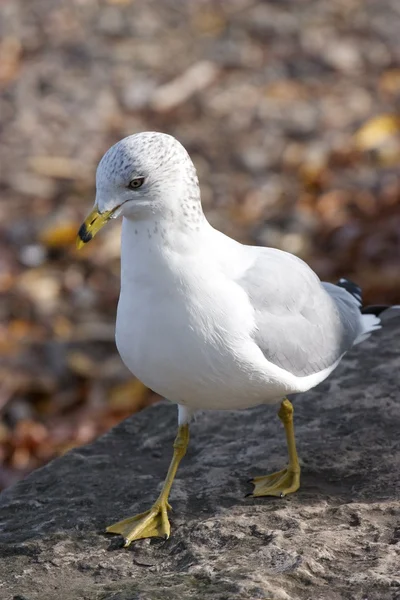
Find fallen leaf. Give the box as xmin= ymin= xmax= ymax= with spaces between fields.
xmin=39 ymin=222 xmax=80 ymax=248
xmin=354 ymin=114 xmax=400 ymax=151
xmin=10 ymin=446 xmax=31 ymax=470
xmin=67 ymin=351 xmax=97 ymax=377
xmin=108 ymin=379 xmax=149 ymax=412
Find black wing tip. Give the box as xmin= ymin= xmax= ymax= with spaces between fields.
xmin=336 ymin=278 xmax=362 ymax=303
xmin=78 ymin=223 xmax=93 ymax=244
xmin=361 ymin=304 xmax=390 ymax=316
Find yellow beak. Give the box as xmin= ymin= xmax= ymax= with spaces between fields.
xmin=76 ymin=205 xmax=115 ymax=249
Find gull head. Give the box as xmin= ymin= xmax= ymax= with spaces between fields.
xmin=77 ymin=132 xmax=201 ymax=248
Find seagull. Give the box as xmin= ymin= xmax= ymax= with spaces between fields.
xmin=76 ymin=132 xmax=397 ymax=547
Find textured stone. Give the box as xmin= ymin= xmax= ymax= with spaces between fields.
xmin=0 ymin=323 xmax=399 ymax=600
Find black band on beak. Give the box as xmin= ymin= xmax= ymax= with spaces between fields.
xmin=76 ymin=205 xmax=115 ymax=249
xmin=78 ymin=222 xmax=93 ymax=244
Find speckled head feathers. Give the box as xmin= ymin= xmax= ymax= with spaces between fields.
xmin=98 ymin=132 xmax=192 ymax=184
xmin=95 ymin=132 xmax=202 ymax=223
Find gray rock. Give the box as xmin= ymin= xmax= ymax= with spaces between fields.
xmin=0 ymin=323 xmax=399 ymax=600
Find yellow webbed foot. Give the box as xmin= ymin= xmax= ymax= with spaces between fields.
xmin=106 ymin=501 xmax=172 ymax=547
xmin=249 ymin=467 xmax=300 ymax=498
xmin=106 ymin=424 xmax=189 ymax=547
xmin=248 ymin=398 xmax=301 ymax=498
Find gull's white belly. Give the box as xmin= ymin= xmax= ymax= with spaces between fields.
xmin=115 ymin=280 xmax=288 ymax=410
xmin=115 ymin=220 xmax=340 ymax=410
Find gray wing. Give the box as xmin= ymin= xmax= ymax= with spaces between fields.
xmin=236 ymin=248 xmax=362 ymax=377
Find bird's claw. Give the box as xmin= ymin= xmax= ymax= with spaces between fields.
xmin=248 ymin=466 xmax=300 ymax=498
xmin=106 ymin=501 xmax=172 ymax=546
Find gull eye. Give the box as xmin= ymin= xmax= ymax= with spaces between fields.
xmin=128 ymin=177 xmax=145 ymax=190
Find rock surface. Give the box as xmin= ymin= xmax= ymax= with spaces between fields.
xmin=0 ymin=323 xmax=400 ymax=600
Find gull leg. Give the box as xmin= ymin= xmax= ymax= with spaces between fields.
xmin=249 ymin=398 xmax=300 ymax=498
xmin=106 ymin=424 xmax=189 ymax=546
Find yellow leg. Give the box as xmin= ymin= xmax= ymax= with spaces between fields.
xmin=106 ymin=424 xmax=189 ymax=546
xmin=250 ymin=398 xmax=300 ymax=498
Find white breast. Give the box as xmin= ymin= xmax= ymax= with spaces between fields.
xmin=115 ymin=219 xmax=290 ymax=409
xmin=115 ymin=218 xmax=338 ymax=410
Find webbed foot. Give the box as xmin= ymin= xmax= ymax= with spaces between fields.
xmin=247 ymin=398 xmax=301 ymax=499
xmin=106 ymin=501 xmax=172 ymax=547
xmin=249 ymin=467 xmax=300 ymax=498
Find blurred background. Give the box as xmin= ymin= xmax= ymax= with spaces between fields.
xmin=1 ymin=0 xmax=400 ymax=490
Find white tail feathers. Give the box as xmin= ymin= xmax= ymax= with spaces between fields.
xmin=354 ymin=313 xmax=382 ymax=345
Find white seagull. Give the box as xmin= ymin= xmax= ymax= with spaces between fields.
xmin=77 ymin=132 xmax=397 ymax=547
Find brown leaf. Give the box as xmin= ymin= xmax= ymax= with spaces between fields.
xmin=67 ymin=351 xmax=97 ymax=378
xmin=39 ymin=222 xmax=80 ymax=248
xmin=10 ymin=446 xmax=31 ymax=470
xmin=108 ymin=379 xmax=149 ymax=413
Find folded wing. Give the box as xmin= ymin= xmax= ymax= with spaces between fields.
xmin=236 ymin=248 xmax=362 ymax=377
